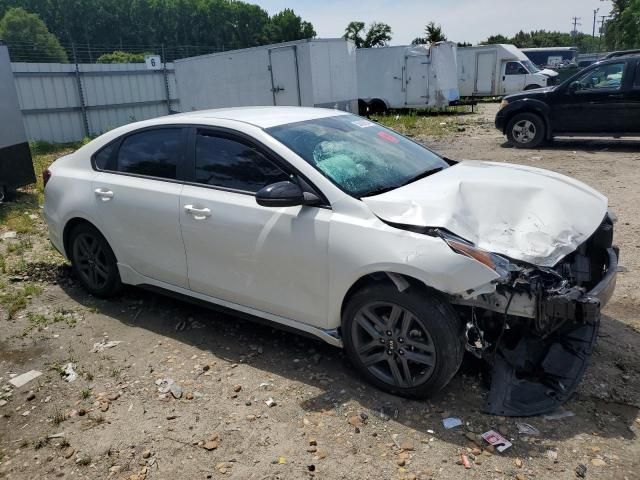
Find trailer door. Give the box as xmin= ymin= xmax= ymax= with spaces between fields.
xmin=475 ymin=51 xmax=496 ymax=95
xmin=269 ymin=46 xmax=302 ymax=106
xmin=405 ymin=55 xmax=429 ymax=106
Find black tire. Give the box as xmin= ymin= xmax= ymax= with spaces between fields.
xmin=342 ymin=282 xmax=463 ymax=399
xmin=69 ymin=223 xmax=122 ymax=297
xmin=506 ymin=112 xmax=546 ymax=148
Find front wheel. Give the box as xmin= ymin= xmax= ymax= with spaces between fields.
xmin=506 ymin=112 xmax=546 ymax=148
xmin=342 ymin=282 xmax=463 ymax=398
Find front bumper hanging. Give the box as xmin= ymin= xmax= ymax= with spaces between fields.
xmin=484 ymin=247 xmax=618 ymax=417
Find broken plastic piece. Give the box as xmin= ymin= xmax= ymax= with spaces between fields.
xmin=481 ymin=430 xmax=512 ymax=452
xmin=516 ymin=423 xmax=540 ymax=435
xmin=62 ymin=363 xmax=77 ymax=382
xmin=442 ymin=417 xmax=463 ymax=429
xmin=8 ymin=370 xmax=42 ymax=388
xmin=543 ymin=409 xmax=575 ymax=421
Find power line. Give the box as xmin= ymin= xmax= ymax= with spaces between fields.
xmin=571 ymin=16 xmax=582 ymax=36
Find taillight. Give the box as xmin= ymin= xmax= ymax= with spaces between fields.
xmin=43 ymin=169 xmax=52 ymax=188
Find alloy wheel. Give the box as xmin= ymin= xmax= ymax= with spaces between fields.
xmin=351 ymin=301 xmax=436 ymax=388
xmin=512 ymin=119 xmax=537 ymax=144
xmin=72 ymin=232 xmax=111 ymax=290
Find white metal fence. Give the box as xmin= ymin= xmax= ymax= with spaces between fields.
xmin=11 ymin=62 xmax=180 ymax=143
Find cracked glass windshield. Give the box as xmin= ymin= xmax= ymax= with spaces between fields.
xmin=267 ymin=115 xmax=448 ymax=198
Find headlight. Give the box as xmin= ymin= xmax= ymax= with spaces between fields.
xmin=499 ymin=99 xmax=509 ymax=110
xmin=440 ymin=232 xmax=511 ymax=279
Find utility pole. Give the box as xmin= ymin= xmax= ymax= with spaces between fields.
xmin=571 ymin=16 xmax=581 ymax=37
xmin=592 ymin=8 xmax=599 ymax=37
xmin=598 ymin=15 xmax=608 ymax=52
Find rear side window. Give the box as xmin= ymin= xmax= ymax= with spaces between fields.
xmin=116 ymin=128 xmax=183 ymax=180
xmin=93 ymin=143 xmax=116 ymax=170
xmin=195 ymin=131 xmax=290 ymax=192
xmin=634 ymin=63 xmax=640 ymax=88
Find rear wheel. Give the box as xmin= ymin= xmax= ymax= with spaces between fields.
xmin=69 ymin=223 xmax=122 ymax=297
xmin=342 ymin=282 xmax=463 ymax=398
xmin=506 ymin=112 xmax=545 ymax=148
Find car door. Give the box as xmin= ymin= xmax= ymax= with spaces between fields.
xmin=501 ymin=61 xmax=527 ymax=94
xmin=625 ymin=59 xmax=640 ymax=133
xmin=179 ymin=127 xmax=331 ymax=328
xmin=551 ymin=61 xmax=630 ymax=133
xmin=91 ymin=127 xmax=189 ymax=289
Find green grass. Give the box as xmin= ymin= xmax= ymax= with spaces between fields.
xmin=0 ymin=283 xmax=43 ymax=319
xmin=370 ymin=108 xmax=471 ymax=137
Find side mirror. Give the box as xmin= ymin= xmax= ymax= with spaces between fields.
xmin=567 ymin=81 xmax=579 ymax=94
xmin=256 ymin=181 xmax=305 ymax=208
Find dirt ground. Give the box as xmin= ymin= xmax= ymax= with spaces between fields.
xmin=1 ymin=103 xmax=639 ymax=480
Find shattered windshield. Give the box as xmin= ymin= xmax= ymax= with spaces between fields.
xmin=267 ymin=115 xmax=448 ymax=198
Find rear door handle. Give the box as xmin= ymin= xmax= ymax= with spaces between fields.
xmin=94 ymin=188 xmax=114 ymax=201
xmin=184 ymin=204 xmax=211 ymax=220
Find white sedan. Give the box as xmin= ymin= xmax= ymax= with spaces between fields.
xmin=43 ymin=107 xmax=618 ymax=416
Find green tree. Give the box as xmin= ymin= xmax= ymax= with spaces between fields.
xmin=268 ymin=8 xmax=315 ymax=43
xmin=604 ymin=0 xmax=640 ymax=49
xmin=0 ymin=7 xmax=67 ymax=61
xmin=343 ymin=21 xmax=392 ymax=48
xmin=481 ymin=30 xmax=600 ymax=52
xmin=411 ymin=21 xmax=446 ymax=45
xmin=96 ymin=50 xmax=150 ymax=63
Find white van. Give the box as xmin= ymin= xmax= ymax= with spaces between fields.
xmin=356 ymin=42 xmax=459 ymax=112
xmin=457 ymin=44 xmax=559 ymax=97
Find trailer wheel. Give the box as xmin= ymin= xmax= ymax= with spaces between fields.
xmin=506 ymin=112 xmax=545 ymax=148
xmin=369 ymin=99 xmax=388 ymax=115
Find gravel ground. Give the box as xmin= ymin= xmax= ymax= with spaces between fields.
xmin=0 ymin=103 xmax=638 ymax=480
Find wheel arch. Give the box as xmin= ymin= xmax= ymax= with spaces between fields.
xmin=62 ymin=217 xmax=110 ymax=259
xmin=502 ymin=100 xmax=553 ymax=139
xmin=339 ymin=271 xmax=442 ymax=328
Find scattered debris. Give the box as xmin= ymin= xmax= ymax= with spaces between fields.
xmin=62 ymin=363 xmax=77 ymax=382
xmin=460 ymin=453 xmax=471 ymax=469
xmin=442 ymin=417 xmax=463 ymax=429
xmin=576 ymin=463 xmax=587 ymax=478
xmin=265 ymin=397 xmax=276 ymax=408
xmin=156 ymin=378 xmax=182 ymax=399
xmin=26 ymin=391 xmax=35 ymax=401
xmin=516 ymin=423 xmax=540 ymax=435
xmin=546 ymin=450 xmax=558 ymax=461
xmin=481 ymin=430 xmax=512 ymax=453
xmin=91 ymin=340 xmax=121 ymax=353
xmin=543 ymin=409 xmax=575 ymax=421
xmin=591 ymin=458 xmax=606 ymax=467
xmin=1 ymin=231 xmax=17 ymax=240
xmin=8 ymin=370 xmax=42 ymax=388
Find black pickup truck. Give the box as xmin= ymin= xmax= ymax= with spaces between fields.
xmin=496 ymin=51 xmax=640 ymax=148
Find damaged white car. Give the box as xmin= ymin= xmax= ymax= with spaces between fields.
xmin=43 ymin=107 xmax=618 ymax=416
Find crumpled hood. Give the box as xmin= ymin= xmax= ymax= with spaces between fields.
xmin=363 ymin=161 xmax=608 ymax=267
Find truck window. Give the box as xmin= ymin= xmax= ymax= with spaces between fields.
xmin=505 ymin=62 xmax=527 ymax=75
xmin=634 ymin=63 xmax=640 ymax=88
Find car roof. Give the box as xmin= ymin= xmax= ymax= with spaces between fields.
xmin=167 ymin=106 xmax=351 ymax=129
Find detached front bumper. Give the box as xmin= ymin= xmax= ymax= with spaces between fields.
xmin=484 ymin=247 xmax=618 ymax=417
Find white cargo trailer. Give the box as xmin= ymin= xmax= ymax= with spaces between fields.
xmin=174 ymin=38 xmax=357 ymax=113
xmin=356 ymin=42 xmax=459 ymax=112
xmin=0 ymin=41 xmax=35 ymax=200
xmin=457 ymin=44 xmax=559 ymax=97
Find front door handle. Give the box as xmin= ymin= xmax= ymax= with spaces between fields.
xmin=184 ymin=205 xmax=211 ymax=220
xmin=94 ymin=188 xmax=114 ymax=201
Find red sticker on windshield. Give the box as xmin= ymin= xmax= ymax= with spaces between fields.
xmin=377 ymin=131 xmax=399 ymax=143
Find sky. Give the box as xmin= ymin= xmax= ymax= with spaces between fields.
xmin=257 ymin=0 xmax=613 ymax=45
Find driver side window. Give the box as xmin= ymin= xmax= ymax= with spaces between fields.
xmin=505 ymin=62 xmax=526 ymax=75
xmin=194 ymin=130 xmax=290 ymax=193
xmin=575 ymin=62 xmax=626 ymax=91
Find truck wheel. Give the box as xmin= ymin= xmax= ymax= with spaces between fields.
xmin=524 ymin=84 xmax=542 ymax=90
xmin=342 ymin=282 xmax=463 ymax=399
xmin=69 ymin=223 xmax=122 ymax=297
xmin=506 ymin=112 xmax=545 ymax=148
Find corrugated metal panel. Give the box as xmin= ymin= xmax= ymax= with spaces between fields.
xmin=11 ymin=62 xmax=179 ymax=143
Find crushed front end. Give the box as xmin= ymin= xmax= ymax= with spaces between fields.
xmin=451 ymin=214 xmax=618 ymax=416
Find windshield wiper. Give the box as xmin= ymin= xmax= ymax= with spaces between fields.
xmin=398 ymin=167 xmax=444 ymax=187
